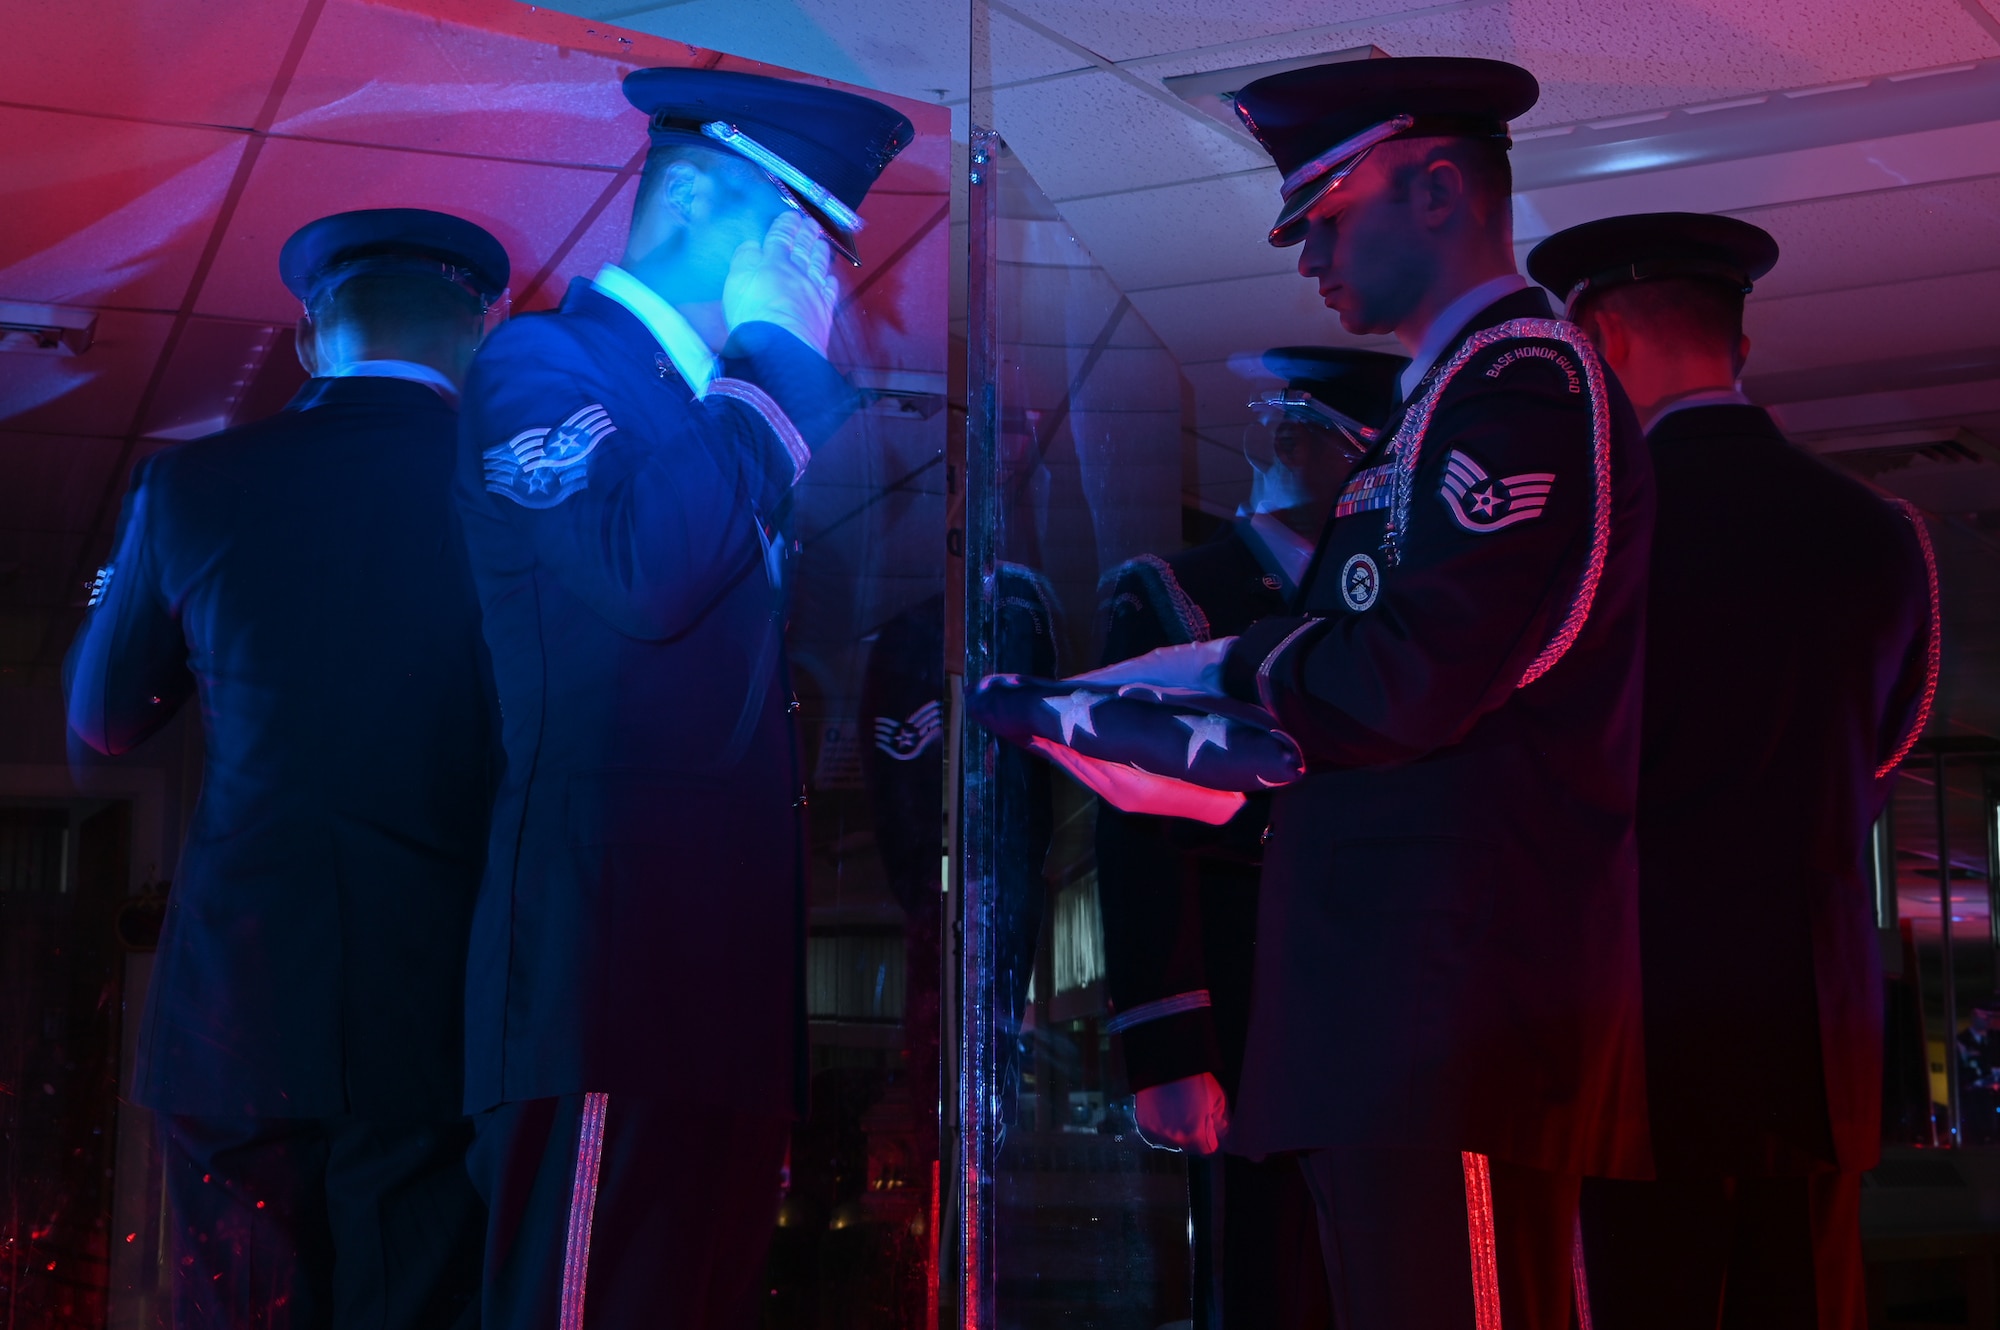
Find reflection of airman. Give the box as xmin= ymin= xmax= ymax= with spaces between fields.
xmin=1095 ymin=347 xmax=1403 ymax=1329
xmin=67 ymin=207 xmax=506 ymax=1330
xmin=1531 ymin=211 xmax=1938 ymax=1330
xmin=452 ymin=67 xmax=911 ymax=1328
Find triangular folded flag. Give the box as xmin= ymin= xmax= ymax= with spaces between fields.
xmin=969 ymin=674 xmax=1306 ymax=823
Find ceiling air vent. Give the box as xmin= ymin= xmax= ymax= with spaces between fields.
xmin=1821 ymin=429 xmax=2000 ymax=514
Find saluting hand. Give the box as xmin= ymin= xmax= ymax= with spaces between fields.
xmin=723 ymin=210 xmax=839 ymax=356
xmin=1135 ymin=1072 xmax=1229 ymax=1156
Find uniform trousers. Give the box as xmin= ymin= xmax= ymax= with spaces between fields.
xmin=466 ymin=1093 xmax=790 ymax=1330
xmin=1298 ymin=1147 xmax=1578 ymax=1330
xmin=1577 ymin=1172 xmax=1864 ymax=1330
xmin=1190 ymin=1152 xmax=1330 ymax=1329
xmin=159 ymin=1114 xmax=482 ymax=1330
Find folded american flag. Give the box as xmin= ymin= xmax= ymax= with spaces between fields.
xmin=969 ymin=674 xmax=1306 ymax=823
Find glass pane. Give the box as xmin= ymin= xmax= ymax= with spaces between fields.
xmin=4 ymin=4 xmax=955 ymax=1326
xmin=963 ymin=5 xmax=1207 ymax=1316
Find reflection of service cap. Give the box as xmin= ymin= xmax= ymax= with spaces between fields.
xmin=623 ymin=67 xmax=914 ymax=266
xmin=1257 ymin=346 xmax=1407 ymax=428
xmin=1526 ymin=212 xmax=1780 ymax=317
xmin=280 ymin=208 xmax=510 ymax=309
xmin=1234 ymin=57 xmax=1539 ymax=248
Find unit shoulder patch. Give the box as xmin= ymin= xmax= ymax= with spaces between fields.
xmin=1480 ymin=340 xmax=1583 ymax=394
xmin=1338 ymin=552 xmax=1380 ymax=611
xmin=483 ymin=403 xmax=616 ymax=509
xmin=1438 ymin=449 xmax=1553 ymax=534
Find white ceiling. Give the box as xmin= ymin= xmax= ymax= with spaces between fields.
xmin=556 ymin=0 xmax=2000 ymax=508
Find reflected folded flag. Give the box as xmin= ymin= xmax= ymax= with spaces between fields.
xmin=968 ymin=674 xmax=1307 ymax=824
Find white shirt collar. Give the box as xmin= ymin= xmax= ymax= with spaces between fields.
xmin=329 ymin=359 xmax=459 ymax=405
xmin=1644 ymin=386 xmax=1753 ymax=435
xmin=1245 ymin=512 xmax=1317 ymax=587
xmin=1398 ymin=273 xmax=1532 ymax=401
xmin=592 ymin=263 xmax=718 ymax=396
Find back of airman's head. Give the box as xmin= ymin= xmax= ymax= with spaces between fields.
xmin=279 ymin=209 xmax=509 ymax=383
xmin=1527 ymin=212 xmax=1778 ymax=369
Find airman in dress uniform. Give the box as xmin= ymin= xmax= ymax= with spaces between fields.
xmin=451 ymin=68 xmax=911 ymax=1329
xmin=1094 ymin=347 xmax=1403 ymax=1329
xmin=1078 ymin=57 xmax=1657 ymax=1328
xmin=1528 ymin=212 xmax=1938 ymax=1330
xmin=65 ymin=208 xmax=507 ymax=1330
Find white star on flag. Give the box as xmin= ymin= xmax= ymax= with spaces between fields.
xmin=1175 ymin=714 xmax=1231 ymax=768
xmin=1043 ymin=690 xmax=1107 ymax=746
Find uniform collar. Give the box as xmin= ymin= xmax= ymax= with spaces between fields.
xmin=1643 ymin=385 xmax=1752 ymax=435
xmin=1242 ymin=513 xmax=1317 ymax=590
xmin=285 ymin=373 xmax=457 ymax=414
xmin=327 ymin=358 xmax=459 ymax=405
xmin=591 ymin=263 xmax=719 ymax=395
xmin=1399 ymin=272 xmax=1532 ymax=401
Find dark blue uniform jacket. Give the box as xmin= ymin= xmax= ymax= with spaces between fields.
xmin=454 ymin=280 xmax=851 ymax=1116
xmin=1218 ymin=289 xmax=1656 ymax=1177
xmin=1636 ymin=403 xmax=1932 ymax=1178
xmin=65 ymin=376 xmax=495 ymax=1120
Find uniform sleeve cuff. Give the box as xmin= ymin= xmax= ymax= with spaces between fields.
xmin=1114 ymin=1007 xmax=1223 ymax=1094
xmin=1223 ymin=616 xmax=1316 ymax=707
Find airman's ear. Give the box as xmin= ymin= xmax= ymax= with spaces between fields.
xmin=660 ymin=157 xmax=708 ymax=219
xmin=1735 ymin=332 xmax=1752 ymax=377
xmin=295 ymin=316 xmax=319 ymax=377
xmin=1419 ymin=155 xmax=1466 ymax=230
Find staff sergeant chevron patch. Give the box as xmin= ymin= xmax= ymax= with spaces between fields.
xmin=1438 ymin=449 xmax=1554 ymax=533
xmin=484 ymin=403 xmax=617 ymax=509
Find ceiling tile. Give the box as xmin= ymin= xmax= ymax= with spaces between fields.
xmin=194 ymin=136 xmax=619 ymax=322
xmin=140 ymin=318 xmax=291 ymax=441
xmin=510 ymin=174 xmax=641 ymax=312
xmin=996 ymin=0 xmax=1429 ymax=66
xmin=1122 ymin=0 xmax=1998 ymax=127
xmin=1056 ymin=173 xmax=1289 ymax=294
xmin=994 ymin=70 xmax=1266 ymax=202
xmin=996 ymin=264 xmax=1150 ymax=347
xmin=0 ymin=310 xmax=175 ymax=437
xmin=0 ymin=109 xmax=246 ymax=312
xmin=274 ymin=1 xmax=656 ymax=167
xmin=1515 ymin=119 xmax=2000 ymax=241
xmin=1749 ymin=267 xmax=2000 ymax=376
xmin=578 ymin=0 xmax=993 ymax=100
xmin=833 ymin=193 xmax=953 ymax=377
xmin=0 ymin=0 xmax=310 ymax=126
xmin=1742 ymin=175 xmax=2000 ymax=301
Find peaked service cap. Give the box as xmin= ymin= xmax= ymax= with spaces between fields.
xmin=623 ymin=66 xmax=914 ymax=265
xmin=1257 ymin=346 xmax=1408 ymax=428
xmin=1234 ymin=56 xmax=1539 ymax=247
xmin=279 ymin=208 xmax=509 ymax=308
xmin=1526 ymin=211 xmax=1780 ymax=317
